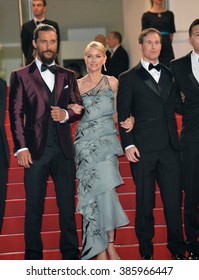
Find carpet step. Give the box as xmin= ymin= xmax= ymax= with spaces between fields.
xmin=1 ymin=209 xmax=167 ymax=234
xmin=4 ymin=192 xmax=167 ymax=217
xmin=0 ymin=243 xmax=173 ymax=260
xmin=0 ymin=226 xmax=169 ymax=255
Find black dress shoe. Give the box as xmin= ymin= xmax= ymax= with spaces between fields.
xmin=172 ymin=254 xmax=188 ymax=260
xmin=142 ymin=255 xmax=152 ymax=260
xmin=188 ymin=252 xmax=199 ymax=260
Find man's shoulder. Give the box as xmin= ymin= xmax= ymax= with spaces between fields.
xmin=22 ymin=19 xmax=35 ymax=29
xmin=56 ymin=65 xmax=75 ymax=76
xmin=171 ymin=53 xmax=190 ymax=66
xmin=45 ymin=19 xmax=59 ymax=28
xmin=12 ymin=63 xmax=34 ymax=77
xmin=119 ymin=67 xmax=136 ymax=80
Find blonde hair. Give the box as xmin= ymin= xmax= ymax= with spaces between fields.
xmin=84 ymin=41 xmax=106 ymax=56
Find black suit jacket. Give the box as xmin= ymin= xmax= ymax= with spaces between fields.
xmin=171 ymin=52 xmax=199 ymax=143
xmin=117 ymin=62 xmax=180 ymax=153
xmin=21 ymin=19 xmax=60 ymax=65
xmin=0 ymin=78 xmax=10 ymax=166
xmin=106 ymin=45 xmax=129 ymax=78
xmin=9 ymin=62 xmax=82 ymax=160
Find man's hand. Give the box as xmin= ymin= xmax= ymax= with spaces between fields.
xmin=17 ymin=150 xmax=33 ymax=168
xmin=125 ymin=146 xmax=140 ymax=162
xmin=51 ymin=106 xmax=67 ymax=122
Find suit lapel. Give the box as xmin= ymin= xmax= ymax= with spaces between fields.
xmin=136 ymin=63 xmax=160 ymax=97
xmin=28 ymin=62 xmax=49 ymax=104
xmin=54 ymin=67 xmax=65 ymax=105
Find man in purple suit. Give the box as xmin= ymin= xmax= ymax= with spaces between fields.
xmin=9 ymin=24 xmax=84 ymax=260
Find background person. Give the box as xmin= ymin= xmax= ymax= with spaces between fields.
xmin=21 ymin=0 xmax=60 ymax=65
xmin=106 ymin=31 xmax=129 ymax=78
xmin=141 ymin=0 xmax=176 ymax=67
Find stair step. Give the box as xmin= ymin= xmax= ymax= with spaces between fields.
xmin=2 ymin=209 xmax=167 ymax=234
xmin=4 ymin=192 xmax=167 ymax=217
xmin=6 ymin=178 xmax=135 ymax=201
xmin=0 ymin=243 xmax=173 ymax=260
xmin=0 ymin=226 xmax=169 ymax=255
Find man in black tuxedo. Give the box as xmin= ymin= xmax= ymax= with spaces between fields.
xmin=117 ymin=28 xmax=186 ymax=260
xmin=21 ymin=0 xmax=60 ymax=65
xmin=106 ymin=31 xmax=129 ymax=78
xmin=9 ymin=24 xmax=83 ymax=260
xmin=0 ymin=77 xmax=10 ymax=233
xmin=171 ymin=19 xmax=199 ymax=260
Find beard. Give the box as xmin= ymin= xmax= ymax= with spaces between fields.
xmin=37 ymin=49 xmax=57 ymax=64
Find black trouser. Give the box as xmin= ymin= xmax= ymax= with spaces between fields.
xmin=130 ymin=145 xmax=186 ymax=257
xmin=181 ymin=142 xmax=199 ymax=253
xmin=24 ymin=145 xmax=79 ymax=260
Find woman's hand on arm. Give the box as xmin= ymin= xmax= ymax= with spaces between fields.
xmin=120 ymin=116 xmax=135 ymax=132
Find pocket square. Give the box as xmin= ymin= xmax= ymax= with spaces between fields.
xmin=64 ymin=85 xmax=69 ymax=89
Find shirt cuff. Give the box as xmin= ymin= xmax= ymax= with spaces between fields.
xmin=14 ymin=147 xmax=28 ymax=157
xmin=125 ymin=145 xmax=135 ymax=150
xmin=60 ymin=109 xmax=69 ymax=123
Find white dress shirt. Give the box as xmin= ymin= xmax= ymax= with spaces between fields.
xmin=191 ymin=51 xmax=199 ymax=83
xmin=141 ymin=58 xmax=161 ymax=83
xmin=35 ymin=58 xmax=55 ymax=92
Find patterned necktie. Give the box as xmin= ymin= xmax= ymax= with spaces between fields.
xmin=148 ymin=63 xmax=161 ymax=71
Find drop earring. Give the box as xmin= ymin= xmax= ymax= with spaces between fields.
xmin=103 ymin=64 xmax=107 ymax=72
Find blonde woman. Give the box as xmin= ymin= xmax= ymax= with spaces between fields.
xmin=73 ymin=41 xmax=133 ymax=260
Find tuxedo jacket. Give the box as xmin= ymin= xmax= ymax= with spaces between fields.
xmin=21 ymin=19 xmax=60 ymax=65
xmin=106 ymin=45 xmax=129 ymax=78
xmin=9 ymin=62 xmax=82 ymax=160
xmin=0 ymin=78 xmax=10 ymax=166
xmin=117 ymin=62 xmax=180 ymax=153
xmin=171 ymin=52 xmax=199 ymax=143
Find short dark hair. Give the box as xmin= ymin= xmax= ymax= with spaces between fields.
xmin=33 ymin=0 xmax=47 ymax=6
xmin=189 ymin=19 xmax=199 ymax=37
xmin=33 ymin=24 xmax=56 ymax=42
xmin=111 ymin=31 xmax=122 ymax=44
xmin=138 ymin=28 xmax=162 ymax=44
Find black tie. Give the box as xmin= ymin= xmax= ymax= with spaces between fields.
xmin=41 ymin=64 xmax=56 ymax=74
xmin=148 ymin=63 xmax=161 ymax=71
xmin=36 ymin=20 xmax=45 ymax=25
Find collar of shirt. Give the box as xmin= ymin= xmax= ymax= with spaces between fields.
xmin=109 ymin=44 xmax=120 ymax=56
xmin=141 ymin=58 xmax=161 ymax=83
xmin=35 ymin=58 xmax=55 ymax=92
xmin=34 ymin=17 xmax=45 ymax=25
xmin=191 ymin=50 xmax=199 ymax=83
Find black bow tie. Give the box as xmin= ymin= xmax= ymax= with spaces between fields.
xmin=36 ymin=20 xmax=45 ymax=25
xmin=41 ymin=64 xmax=56 ymax=74
xmin=148 ymin=63 xmax=161 ymax=71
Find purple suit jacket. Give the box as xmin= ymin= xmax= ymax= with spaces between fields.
xmin=9 ymin=61 xmax=82 ymax=160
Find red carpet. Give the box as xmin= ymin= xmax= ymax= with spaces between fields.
xmin=0 ymin=93 xmax=184 ymax=260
